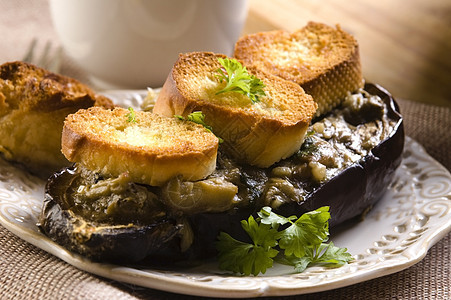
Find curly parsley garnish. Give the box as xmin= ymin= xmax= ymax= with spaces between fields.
xmin=216 ymin=206 xmax=353 ymax=276
xmin=175 ymin=111 xmax=223 ymax=143
xmin=215 ymin=58 xmax=266 ymax=104
xmin=126 ymin=107 xmax=137 ymax=123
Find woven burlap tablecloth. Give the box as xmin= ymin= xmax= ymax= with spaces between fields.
xmin=1 ymin=1 xmax=450 ymax=299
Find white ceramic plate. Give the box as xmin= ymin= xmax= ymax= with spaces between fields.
xmin=0 ymin=91 xmax=450 ymax=298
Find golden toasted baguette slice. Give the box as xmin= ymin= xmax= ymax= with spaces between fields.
xmin=153 ymin=52 xmax=317 ymax=168
xmin=0 ymin=61 xmax=114 ymax=177
xmin=62 ymin=107 xmax=219 ymax=186
xmin=234 ymin=21 xmax=364 ymax=116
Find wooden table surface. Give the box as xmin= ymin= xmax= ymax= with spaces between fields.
xmin=242 ymin=0 xmax=451 ymax=108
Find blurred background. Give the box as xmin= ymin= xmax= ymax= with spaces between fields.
xmin=242 ymin=0 xmax=451 ymax=108
xmin=1 ymin=0 xmax=450 ymax=107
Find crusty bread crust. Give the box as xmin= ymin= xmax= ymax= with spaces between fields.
xmin=234 ymin=22 xmax=364 ymax=116
xmin=62 ymin=107 xmax=219 ymax=186
xmin=154 ymin=52 xmax=317 ymax=168
xmin=0 ymin=61 xmax=114 ymax=176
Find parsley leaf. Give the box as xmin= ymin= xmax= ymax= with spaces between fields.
xmin=277 ymin=206 xmax=330 ymax=257
xmin=258 ymin=206 xmax=296 ymax=228
xmin=258 ymin=206 xmax=330 ymax=258
xmin=215 ymin=58 xmax=266 ymax=103
xmin=176 ymin=111 xmax=212 ymax=130
xmin=216 ymin=206 xmax=352 ymax=276
xmin=241 ymin=215 xmax=279 ymax=249
xmin=281 ymin=242 xmax=354 ymax=273
xmin=126 ymin=107 xmax=137 ymax=123
xmin=314 ymin=242 xmax=354 ymax=267
xmin=175 ymin=111 xmax=223 ymax=143
xmin=216 ymin=216 xmax=279 ymax=276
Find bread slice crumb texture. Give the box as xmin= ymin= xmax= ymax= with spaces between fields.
xmin=0 ymin=61 xmax=114 ymax=177
xmin=67 ymin=107 xmax=213 ymax=152
xmin=62 ymin=107 xmax=219 ymax=186
xmin=154 ymin=52 xmax=317 ymax=167
xmin=171 ymin=52 xmax=316 ymax=125
xmin=234 ymin=22 xmax=364 ymax=116
xmin=235 ymin=22 xmax=359 ymax=84
xmin=262 ymin=29 xmax=353 ymax=82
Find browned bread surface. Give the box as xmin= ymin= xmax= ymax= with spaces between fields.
xmin=153 ymin=52 xmax=317 ymax=167
xmin=62 ymin=107 xmax=219 ymax=186
xmin=234 ymin=22 xmax=364 ymax=116
xmin=0 ymin=61 xmax=114 ymax=176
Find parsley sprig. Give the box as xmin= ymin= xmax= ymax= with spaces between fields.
xmin=126 ymin=107 xmax=137 ymax=123
xmin=216 ymin=206 xmax=353 ymax=276
xmin=175 ymin=111 xmax=223 ymax=143
xmin=215 ymin=58 xmax=266 ymax=104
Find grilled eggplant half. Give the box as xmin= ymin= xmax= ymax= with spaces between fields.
xmin=39 ymin=83 xmax=404 ymax=263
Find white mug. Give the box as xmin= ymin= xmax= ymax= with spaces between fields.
xmin=49 ymin=0 xmax=249 ymax=89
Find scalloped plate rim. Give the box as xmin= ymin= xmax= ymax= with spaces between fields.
xmin=0 ymin=88 xmax=450 ymax=298
xmin=1 ymin=137 xmax=449 ymax=298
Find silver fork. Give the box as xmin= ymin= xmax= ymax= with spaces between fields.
xmin=22 ymin=38 xmax=63 ymax=73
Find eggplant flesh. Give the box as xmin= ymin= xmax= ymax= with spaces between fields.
xmin=39 ymin=166 xmax=186 ymax=262
xmin=188 ymin=84 xmax=404 ymax=257
xmin=39 ymin=83 xmax=404 ymax=263
xmin=274 ymin=84 xmax=404 ymax=225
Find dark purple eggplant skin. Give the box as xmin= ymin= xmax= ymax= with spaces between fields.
xmin=275 ymin=83 xmax=404 ymax=227
xmin=39 ymin=168 xmax=184 ymax=263
xmin=187 ymin=83 xmax=404 ymax=257
xmin=39 ymin=83 xmax=404 ymax=263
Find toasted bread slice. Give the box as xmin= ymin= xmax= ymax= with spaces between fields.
xmin=234 ymin=22 xmax=364 ymax=116
xmin=0 ymin=61 xmax=114 ymax=177
xmin=153 ymin=52 xmax=317 ymax=168
xmin=62 ymin=107 xmax=219 ymax=186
